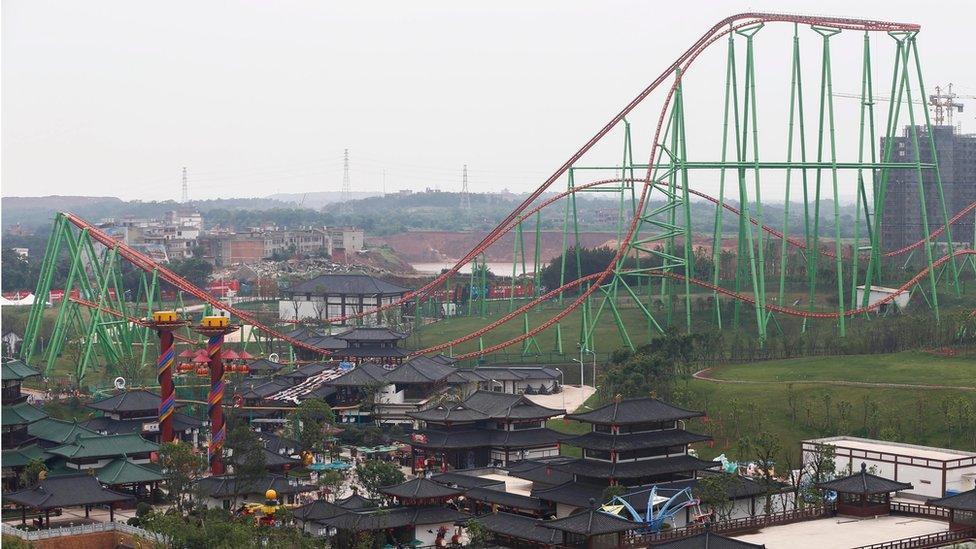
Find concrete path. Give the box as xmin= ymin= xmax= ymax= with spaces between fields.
xmin=525 ymin=385 xmax=595 ymax=415
xmin=693 ymin=367 xmax=976 ymax=392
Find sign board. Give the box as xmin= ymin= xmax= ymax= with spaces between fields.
xmin=142 ymin=422 xmax=160 ymax=433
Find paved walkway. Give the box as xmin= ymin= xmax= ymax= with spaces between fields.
xmin=693 ymin=367 xmax=976 ymax=392
xmin=524 ymin=385 xmax=595 ymax=415
xmin=732 ymin=515 xmax=950 ymax=548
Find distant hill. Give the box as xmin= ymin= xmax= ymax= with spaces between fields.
xmin=268 ymin=191 xmax=383 ymax=208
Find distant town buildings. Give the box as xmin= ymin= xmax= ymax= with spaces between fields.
xmin=881 ymin=126 xmax=976 ymax=253
xmin=96 ymin=210 xmax=364 ymax=267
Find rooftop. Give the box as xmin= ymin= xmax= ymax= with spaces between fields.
xmin=380 ymin=477 xmax=464 ymax=501
xmin=733 ymin=514 xmax=950 ymax=548
xmin=87 ymin=389 xmax=165 ymax=413
xmin=288 ymin=274 xmax=410 ymax=296
xmin=48 ymin=432 xmax=159 ymax=460
xmin=1 ymin=358 xmax=40 ymax=381
xmin=566 ymin=396 xmax=703 ymax=425
xmin=816 ymin=463 xmax=913 ymax=495
xmin=805 ymin=436 xmax=976 ymax=462
xmin=6 ymin=473 xmax=133 ymax=510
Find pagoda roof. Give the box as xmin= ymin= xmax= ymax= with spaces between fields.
xmin=384 ymin=356 xmax=455 ymax=384
xmin=312 ymin=505 xmax=468 ymax=531
xmin=816 ymin=463 xmax=913 ymax=495
xmin=95 ymin=458 xmax=166 ymax=485
xmin=465 ymin=487 xmax=549 ymax=512
xmin=262 ymin=446 xmax=300 ymax=468
xmin=87 ymin=389 xmax=163 ymax=413
xmin=654 ymin=531 xmax=766 ymax=548
xmin=48 ymin=433 xmax=159 ymax=460
xmin=558 ymin=454 xmax=719 ymax=480
xmin=28 ymin=417 xmax=99 ymax=446
xmin=256 ymin=431 xmax=300 ymax=455
xmin=337 ymin=347 xmax=409 ymax=359
xmin=335 ymin=326 xmax=409 ymax=341
xmin=335 ymin=493 xmax=378 ymax=510
xmin=328 ymin=365 xmax=388 ymax=387
xmin=380 ymin=477 xmax=464 ymax=500
xmin=507 ymin=459 xmax=576 ymax=486
xmin=1 ymin=443 xmax=53 ymax=468
xmin=472 ymin=512 xmax=563 ymax=545
xmin=2 ymin=402 xmax=48 ymax=426
xmin=195 ymin=474 xmax=317 ymax=499
xmin=6 ymin=473 xmax=133 ymax=510
xmin=288 ymin=274 xmax=409 ymax=296
xmin=246 ymin=358 xmax=285 ymax=375
xmin=543 ymin=506 xmax=639 ymax=535
xmin=531 ymin=481 xmax=606 ymax=506
xmin=409 ymin=391 xmax=564 ymax=422
xmin=430 ymin=472 xmax=506 ymax=490
xmin=403 ymin=428 xmax=568 ymax=450
xmin=564 ymin=429 xmax=711 ymax=451
xmin=293 ymin=499 xmax=349 ymax=522
xmin=565 ymin=397 xmax=703 ymax=425
xmin=927 ymin=488 xmax=976 ymax=512
xmin=81 ymin=412 xmax=201 ymax=436
xmin=1 ymin=358 xmax=40 ymax=381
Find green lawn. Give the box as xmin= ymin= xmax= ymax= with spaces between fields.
xmin=707 ymin=350 xmax=976 ymax=388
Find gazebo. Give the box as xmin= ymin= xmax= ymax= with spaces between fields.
xmin=816 ymin=463 xmax=913 ymax=517
xmin=927 ymin=488 xmax=976 ymax=530
xmin=6 ymin=473 xmax=134 ymax=527
xmin=542 ymin=501 xmax=639 ymax=549
xmin=379 ymin=477 xmax=464 ymax=506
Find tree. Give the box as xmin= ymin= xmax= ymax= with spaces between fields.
xmin=168 ymin=257 xmax=213 ymax=288
xmin=317 ymin=470 xmax=347 ymax=502
xmin=225 ymin=418 xmax=268 ymax=508
xmin=465 ymin=519 xmax=491 ymax=548
xmin=805 ymin=443 xmax=837 ymax=505
xmin=601 ymin=484 xmax=627 ymax=502
xmin=19 ymin=458 xmax=48 ymax=489
xmin=355 ymin=460 xmax=404 ymax=500
xmin=158 ymin=441 xmax=207 ymax=512
xmin=289 ymin=399 xmax=336 ymax=453
xmin=738 ymin=430 xmax=783 ymax=513
xmin=694 ymin=473 xmax=737 ymax=521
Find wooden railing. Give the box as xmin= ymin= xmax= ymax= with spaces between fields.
xmin=624 ymin=505 xmax=832 ymax=545
xmin=890 ymin=501 xmax=951 ymax=520
xmin=851 ymin=528 xmax=976 ymax=549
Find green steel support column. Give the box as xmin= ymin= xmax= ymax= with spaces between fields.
xmin=813 ymin=25 xmax=846 ymax=336
xmin=510 ymin=217 xmax=521 ymax=313
xmin=674 ymin=68 xmax=694 ymax=332
xmin=735 ymin=23 xmax=767 ymax=341
xmin=533 ymin=211 xmax=542 ymax=299
xmin=909 ymin=37 xmax=961 ymax=297
xmin=778 ymin=25 xmax=803 ymax=308
xmin=711 ymin=30 xmax=737 ymax=328
xmin=895 ymin=32 xmax=940 ymax=321
xmin=79 ymin=246 xmax=119 ymax=383
xmin=851 ymin=32 xmax=879 ymax=311
xmin=45 ymin=228 xmax=95 ymax=373
xmin=138 ymin=270 xmax=161 ymax=368
xmin=23 ymin=216 xmax=66 ymax=361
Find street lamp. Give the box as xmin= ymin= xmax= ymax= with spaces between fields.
xmin=572 ymin=344 xmax=584 ymax=388
xmin=585 ymin=348 xmax=597 ymax=388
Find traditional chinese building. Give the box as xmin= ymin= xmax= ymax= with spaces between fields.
xmin=82 ymin=389 xmax=202 ymax=446
xmin=403 ymin=391 xmax=567 ymax=471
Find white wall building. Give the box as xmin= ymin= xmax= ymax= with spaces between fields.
xmin=802 ymin=436 xmax=976 ymax=499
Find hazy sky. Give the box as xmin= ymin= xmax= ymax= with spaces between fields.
xmin=3 ymin=1 xmax=975 ymax=202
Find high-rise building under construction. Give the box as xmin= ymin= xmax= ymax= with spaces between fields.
xmin=881 ymin=126 xmax=976 ymax=253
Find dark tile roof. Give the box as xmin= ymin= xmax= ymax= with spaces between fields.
xmin=195 ymin=474 xmax=317 ymax=499
xmin=380 ymin=477 xmax=465 ymax=500
xmin=48 ymin=433 xmax=159 ymax=460
xmin=336 ymin=327 xmax=409 ymax=341
xmin=1 ymin=358 xmax=40 ymax=381
xmin=6 ymin=473 xmax=133 ymax=510
xmin=95 ymin=458 xmax=166 ymax=485
xmin=531 ymin=481 xmax=607 ymax=506
xmin=489 ymin=429 xmax=569 ymax=448
xmin=474 ymin=367 xmax=562 ymax=381
xmin=654 ymin=531 xmax=766 ymax=548
xmin=617 ymin=474 xmax=777 ymax=513
xmin=474 ymin=512 xmax=564 ymax=545
xmin=558 ymin=454 xmax=719 ymax=480
xmin=401 ymin=428 xmax=567 ymax=450
xmin=566 ymin=397 xmax=703 ymax=425
xmin=328 ymin=366 xmax=389 ymax=387
xmin=430 ymin=472 xmax=506 ymax=490
xmin=311 ymin=506 xmax=469 ymax=531
xmin=337 ymin=347 xmax=410 ymax=359
xmin=262 ymin=446 xmax=300 ymax=468
xmin=283 ymin=362 xmax=332 ymax=380
xmin=80 ymin=412 xmax=201 ymax=436
xmin=246 ymin=358 xmax=285 ymax=374
xmin=446 ymin=369 xmax=488 ymax=384
xmin=507 ymin=460 xmax=576 ymax=486
xmin=409 ymin=390 xmax=564 ymax=422
xmin=256 ymin=431 xmax=299 ymax=455
xmin=816 ymin=463 xmax=913 ymax=495
xmin=2 ymin=402 xmax=49 ymax=426
xmin=88 ymin=389 xmax=166 ymax=413
xmin=429 ymin=355 xmax=457 ymax=366
xmin=564 ymin=429 xmax=711 ymax=451
xmin=927 ymin=488 xmax=976 ymax=512
xmin=465 ymin=487 xmax=550 ymax=511
xmin=293 ymin=499 xmax=349 ymax=521
xmin=543 ymin=506 xmax=638 ymax=535
xmin=288 ymin=274 xmax=409 ymax=296
xmin=384 ymin=356 xmax=455 ymax=384
xmin=336 ymin=493 xmax=378 ymax=510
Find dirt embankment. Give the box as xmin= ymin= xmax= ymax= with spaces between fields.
xmin=371 ymin=230 xmax=619 ymax=264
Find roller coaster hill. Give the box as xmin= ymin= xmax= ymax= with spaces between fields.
xmin=16 ymin=13 xmax=976 ymax=387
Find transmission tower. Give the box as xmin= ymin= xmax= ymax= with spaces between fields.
xmin=460 ymin=164 xmax=471 ymax=211
xmin=181 ymin=167 xmax=189 ymax=203
xmin=340 ymin=149 xmax=351 ymax=214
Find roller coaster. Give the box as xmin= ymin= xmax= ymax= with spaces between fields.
xmin=19 ymin=13 xmax=976 ymax=382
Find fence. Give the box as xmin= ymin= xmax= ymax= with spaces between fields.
xmin=851 ymin=528 xmax=976 ymax=549
xmin=625 ymin=505 xmax=832 ymax=545
xmin=890 ymin=501 xmax=952 ymax=520
xmin=1 ymin=521 xmax=169 ymax=544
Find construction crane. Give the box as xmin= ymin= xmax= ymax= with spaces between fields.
xmin=834 ymin=83 xmax=975 ymax=127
